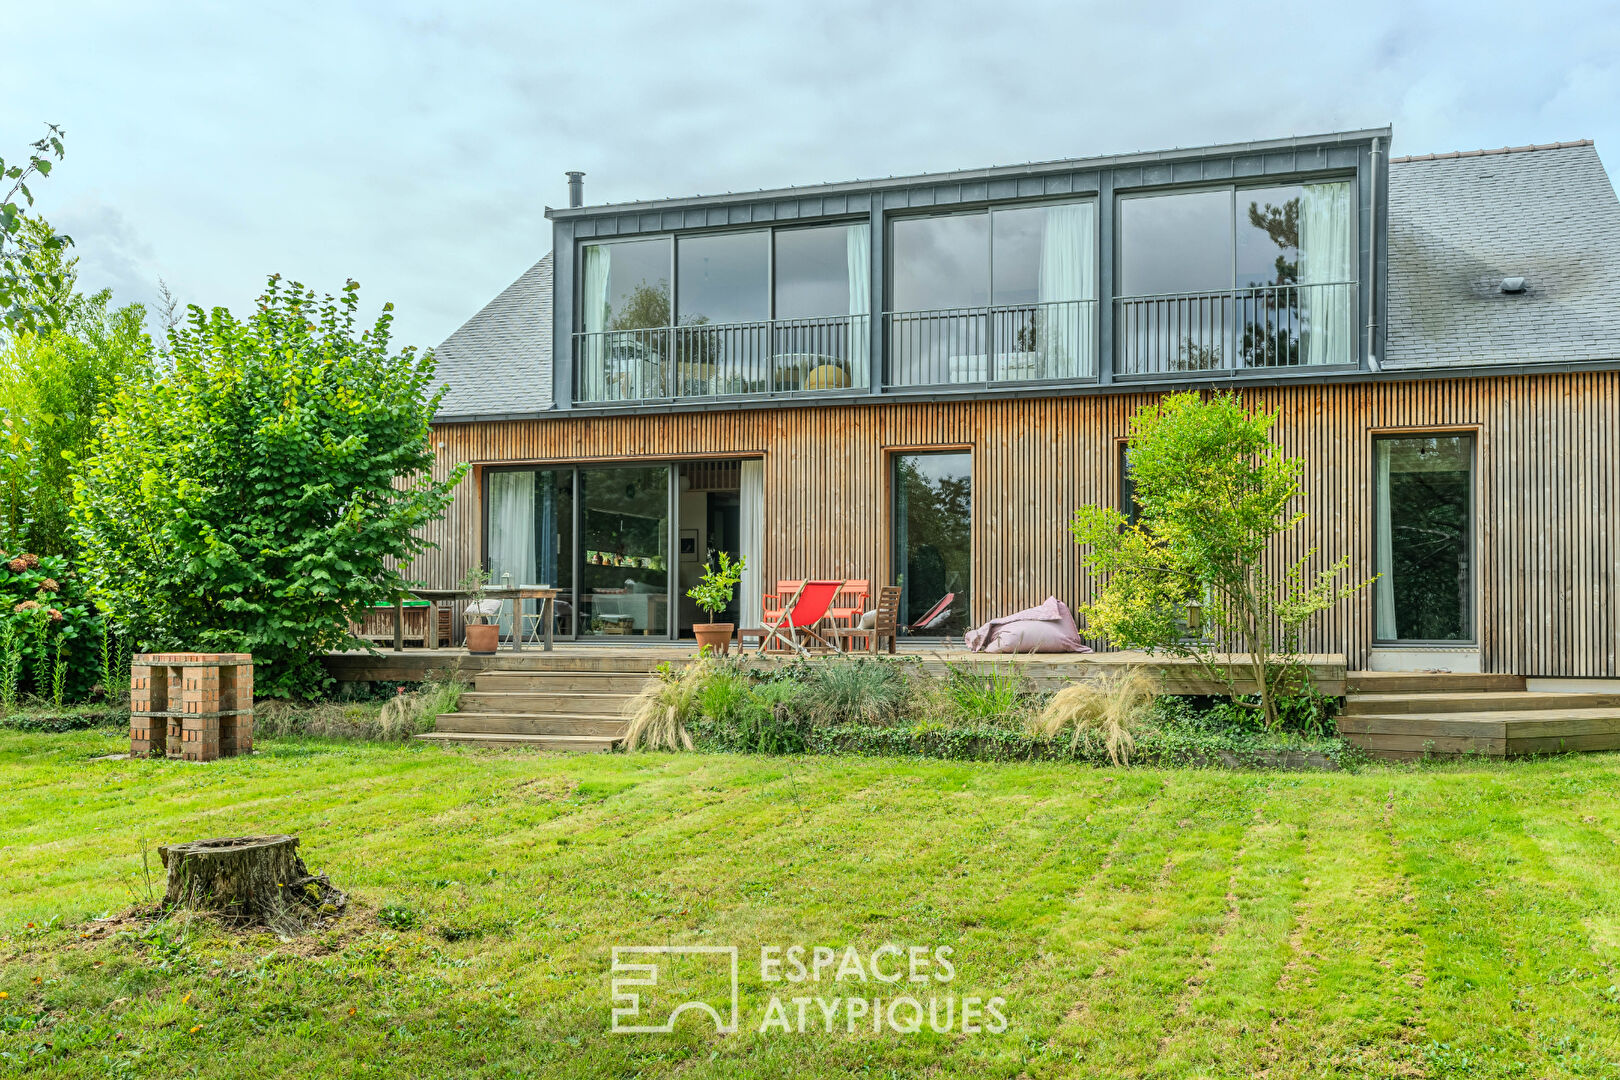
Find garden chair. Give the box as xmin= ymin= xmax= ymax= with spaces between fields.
xmin=828 ymin=579 xmax=871 ymax=631
xmin=756 ymin=580 xmax=844 ymax=655
xmin=834 ymin=584 xmax=900 ymax=655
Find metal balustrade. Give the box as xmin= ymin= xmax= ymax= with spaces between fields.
xmin=1115 ymin=281 xmax=1357 ymax=376
xmin=573 ymin=314 xmax=870 ymax=404
xmin=882 ymin=299 xmax=1098 ymax=389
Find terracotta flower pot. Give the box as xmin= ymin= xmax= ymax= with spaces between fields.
xmin=464 ymin=622 xmax=500 ymax=655
xmin=693 ymin=622 xmax=734 ymax=656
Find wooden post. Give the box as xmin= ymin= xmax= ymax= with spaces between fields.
xmin=393 ymin=597 xmax=404 ymax=652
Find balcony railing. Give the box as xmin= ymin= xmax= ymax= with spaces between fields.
xmin=573 ymin=314 xmax=870 ymax=404
xmin=883 ymin=299 xmax=1098 ymax=389
xmin=1115 ymin=281 xmax=1358 ymax=376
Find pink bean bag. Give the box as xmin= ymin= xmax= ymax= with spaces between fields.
xmin=964 ymin=596 xmax=1092 ymax=654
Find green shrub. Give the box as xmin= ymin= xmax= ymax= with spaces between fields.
xmin=0 ymin=548 xmax=103 ymax=703
xmin=795 ymin=657 xmax=911 ymax=728
xmin=937 ymin=661 xmax=1033 ymax=727
xmin=69 ymin=277 xmax=465 ymax=698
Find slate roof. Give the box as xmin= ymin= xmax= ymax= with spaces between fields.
xmin=430 ymin=252 xmax=552 ymax=420
xmin=1385 ymin=141 xmax=1620 ymax=368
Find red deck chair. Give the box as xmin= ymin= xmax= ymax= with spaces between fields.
xmin=903 ymin=592 xmax=955 ymax=635
xmin=757 ymin=580 xmax=844 ymax=654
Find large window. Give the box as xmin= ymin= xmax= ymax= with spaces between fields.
xmin=577 ymin=223 xmax=870 ymax=402
xmin=889 ymin=202 xmax=1096 ymax=386
xmin=893 ymin=451 xmax=972 ymax=635
xmin=1374 ymin=435 xmax=1474 ymax=642
xmin=1117 ymin=182 xmax=1355 ymax=374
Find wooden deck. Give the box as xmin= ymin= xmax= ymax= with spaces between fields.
xmin=324 ymin=645 xmax=1345 ymax=696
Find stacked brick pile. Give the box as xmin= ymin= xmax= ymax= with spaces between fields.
xmin=130 ymin=653 xmax=254 ymax=761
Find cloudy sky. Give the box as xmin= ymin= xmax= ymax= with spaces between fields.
xmin=5 ymin=0 xmax=1617 ymax=350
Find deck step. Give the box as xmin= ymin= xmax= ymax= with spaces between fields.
xmin=1338 ymin=705 xmax=1620 ymax=758
xmin=456 ymin=690 xmax=637 ymax=716
xmin=468 ymin=654 xmax=674 ymax=674
xmin=413 ymin=730 xmax=619 ymax=752
xmin=1342 ymin=690 xmax=1620 ymax=715
xmin=473 ymin=671 xmax=653 ymax=693
xmin=434 ymin=712 xmax=629 ymax=737
xmin=1345 ymin=671 xmax=1525 ymax=694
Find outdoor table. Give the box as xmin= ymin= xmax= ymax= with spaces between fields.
xmin=392 ymin=587 xmax=559 ymax=652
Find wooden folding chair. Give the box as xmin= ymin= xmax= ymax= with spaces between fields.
xmin=756 ymin=580 xmax=844 ymax=655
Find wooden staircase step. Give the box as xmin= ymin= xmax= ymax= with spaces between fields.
xmin=413 ymin=730 xmax=619 ymax=752
xmin=1342 ymin=691 xmax=1620 ymax=715
xmin=1338 ymin=707 xmax=1620 ymax=759
xmin=1346 ymin=671 xmax=1526 ymax=694
xmin=457 ymin=690 xmax=636 ymax=716
xmin=433 ymin=712 xmax=629 ymax=737
xmin=468 ymin=654 xmax=674 ymax=674
xmin=473 ymin=671 xmax=653 ymax=693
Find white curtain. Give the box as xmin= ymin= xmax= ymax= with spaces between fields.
xmin=488 ymin=470 xmax=537 ymax=638
xmin=846 ymin=224 xmax=871 ymax=386
xmin=1036 ymin=203 xmax=1096 ymax=378
xmin=581 ymin=245 xmax=612 ymax=400
xmin=1375 ymin=441 xmax=1398 ymax=639
xmin=738 ymin=458 xmax=765 ymax=628
xmin=1299 ymin=182 xmax=1352 ymax=366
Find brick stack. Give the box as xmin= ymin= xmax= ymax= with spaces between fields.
xmin=129 ymin=653 xmax=254 ymax=761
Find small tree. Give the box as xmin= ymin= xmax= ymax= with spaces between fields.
xmin=1069 ymin=391 xmax=1370 ymax=728
xmin=70 ymin=276 xmax=466 ymax=697
xmin=686 ymin=552 xmax=744 ymax=621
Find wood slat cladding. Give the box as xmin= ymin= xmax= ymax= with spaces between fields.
xmin=414 ymin=372 xmax=1620 ymax=678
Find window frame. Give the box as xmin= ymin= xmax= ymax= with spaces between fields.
xmin=1370 ymin=430 xmax=1479 ymax=647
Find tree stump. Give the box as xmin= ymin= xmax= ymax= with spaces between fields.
xmin=158 ymin=835 xmax=346 ymax=930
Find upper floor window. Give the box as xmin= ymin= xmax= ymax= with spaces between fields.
xmin=576 ymin=223 xmax=870 ymax=403
xmin=1117 ymin=181 xmax=1354 ymax=375
xmin=887 ymin=200 xmax=1097 ymax=387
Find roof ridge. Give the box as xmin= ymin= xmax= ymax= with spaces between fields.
xmin=1390 ymin=139 xmax=1592 ymax=164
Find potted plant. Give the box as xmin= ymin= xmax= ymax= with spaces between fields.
xmin=459 ymin=565 xmax=500 ymax=654
xmin=685 ymin=552 xmax=745 ymax=656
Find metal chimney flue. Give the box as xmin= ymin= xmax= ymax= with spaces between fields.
xmin=566 ymin=171 xmax=585 ymax=208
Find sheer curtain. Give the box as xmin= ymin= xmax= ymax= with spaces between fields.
xmin=1037 ymin=203 xmax=1096 ymax=378
xmin=846 ymin=224 xmax=871 ymax=386
xmin=581 ymin=245 xmax=612 ymax=400
xmin=488 ymin=470 xmax=537 ymax=638
xmin=1299 ymin=182 xmax=1352 ymax=366
xmin=1374 ymin=441 xmax=1398 ymax=639
xmin=738 ymin=459 xmax=765 ymax=628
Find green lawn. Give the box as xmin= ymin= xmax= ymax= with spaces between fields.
xmin=3 ymin=731 xmax=1619 ymax=1079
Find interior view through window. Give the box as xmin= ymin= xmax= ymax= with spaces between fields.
xmin=1374 ymin=434 xmax=1474 ymax=642
xmin=892 ymin=451 xmax=972 ymax=635
xmin=483 ymin=460 xmax=763 ymax=640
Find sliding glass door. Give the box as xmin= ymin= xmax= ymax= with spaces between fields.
xmin=576 ymin=465 xmax=671 ymax=637
xmin=1374 ymin=435 xmax=1474 ymax=642
xmin=485 ymin=468 xmax=574 ymax=638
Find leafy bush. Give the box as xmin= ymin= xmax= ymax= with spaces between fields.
xmin=935 ymin=661 xmax=1033 ymax=727
xmin=0 ymin=217 xmax=154 ymax=557
xmin=69 ymin=277 xmax=466 ymax=698
xmin=0 ymin=548 xmax=105 ymax=704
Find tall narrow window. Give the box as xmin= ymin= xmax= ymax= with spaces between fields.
xmin=893 ymin=451 xmax=972 ymax=634
xmin=1374 ymin=435 xmax=1473 ymax=642
xmin=674 ymin=231 xmax=769 ymax=396
xmin=774 ymin=222 xmax=871 ymax=391
xmin=577 ymin=238 xmax=672 ymax=402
